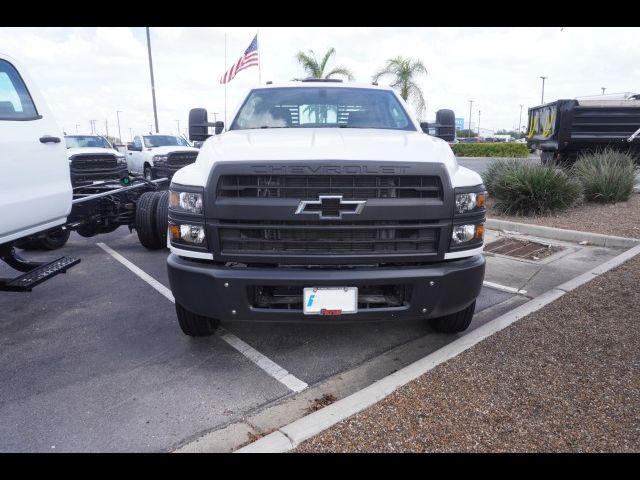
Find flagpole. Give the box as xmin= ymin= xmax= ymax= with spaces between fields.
xmin=224 ymin=31 xmax=227 ymax=128
xmin=257 ymin=28 xmax=261 ymax=85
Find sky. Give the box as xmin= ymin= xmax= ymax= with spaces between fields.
xmin=1 ymin=27 xmax=638 ymax=140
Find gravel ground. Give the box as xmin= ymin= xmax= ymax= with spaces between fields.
xmin=295 ymin=254 xmax=640 ymax=452
xmin=488 ymin=193 xmax=640 ymax=239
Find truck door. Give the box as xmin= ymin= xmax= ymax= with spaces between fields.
xmin=0 ymin=56 xmax=71 ymax=244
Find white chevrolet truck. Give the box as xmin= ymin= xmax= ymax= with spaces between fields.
xmin=0 ymin=52 xmax=176 ymax=291
xmin=167 ymin=80 xmax=487 ymax=336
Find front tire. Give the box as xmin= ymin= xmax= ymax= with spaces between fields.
xmin=540 ymin=150 xmax=557 ymax=166
xmin=144 ymin=164 xmax=153 ymax=181
xmin=175 ymin=302 xmax=220 ymax=336
xmin=429 ymin=301 xmax=476 ymax=333
xmin=155 ymin=191 xmax=169 ymax=248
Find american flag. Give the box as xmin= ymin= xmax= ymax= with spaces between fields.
xmin=220 ymin=34 xmax=259 ymax=84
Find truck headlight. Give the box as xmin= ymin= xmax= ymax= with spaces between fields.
xmin=451 ymin=223 xmax=485 ymax=245
xmin=169 ymin=190 xmax=204 ymax=214
xmin=455 ymin=192 xmax=486 ymax=214
xmin=169 ymin=222 xmax=206 ymax=245
xmin=153 ymin=154 xmax=168 ymax=166
xmin=116 ymin=155 xmax=127 ymax=166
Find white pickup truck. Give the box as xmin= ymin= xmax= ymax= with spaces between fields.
xmin=126 ymin=134 xmax=199 ymax=181
xmin=65 ymin=135 xmax=128 ymax=186
xmin=167 ymin=80 xmax=487 ymax=336
xmin=0 ymin=52 xmax=175 ymax=291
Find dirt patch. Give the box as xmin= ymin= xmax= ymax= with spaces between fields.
xmin=236 ymin=428 xmax=277 ymax=450
xmin=306 ymin=393 xmax=337 ymax=413
xmin=488 ymin=193 xmax=640 ymax=239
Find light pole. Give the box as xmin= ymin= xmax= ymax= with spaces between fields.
xmin=176 ymin=120 xmax=180 ymax=135
xmin=468 ymin=100 xmax=474 ymax=137
xmin=540 ymin=76 xmax=547 ymax=104
xmin=75 ymin=124 xmax=80 ymax=134
xmin=90 ymin=120 xmax=96 ymax=134
xmin=116 ymin=110 xmax=123 ymax=143
xmin=149 ymin=124 xmax=153 ymax=134
xmin=212 ymin=112 xmax=220 ymax=123
xmin=601 ymin=87 xmax=606 ymax=95
xmin=519 ymin=105 xmax=523 ymax=137
xmin=478 ymin=110 xmax=481 ymax=136
xmin=146 ymin=27 xmax=159 ymax=133
xmin=105 ymin=119 xmax=109 ymax=139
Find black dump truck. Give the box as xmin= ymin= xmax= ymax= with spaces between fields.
xmin=527 ymin=92 xmax=640 ymax=165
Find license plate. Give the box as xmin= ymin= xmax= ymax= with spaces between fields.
xmin=303 ymin=287 xmax=358 ymax=315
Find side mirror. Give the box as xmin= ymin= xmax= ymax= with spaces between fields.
xmin=420 ymin=122 xmax=429 ymax=134
xmin=189 ymin=107 xmax=215 ymax=141
xmin=214 ymin=121 xmax=224 ymax=135
xmin=433 ymin=109 xmax=456 ymax=143
xmin=127 ymin=142 xmax=141 ymax=151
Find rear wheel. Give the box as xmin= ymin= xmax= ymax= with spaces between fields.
xmin=428 ymin=301 xmax=476 ymax=333
xmin=175 ymin=302 xmax=220 ymax=336
xmin=135 ymin=191 xmax=163 ymax=249
xmin=37 ymin=228 xmax=71 ymax=250
xmin=155 ymin=191 xmax=169 ymax=248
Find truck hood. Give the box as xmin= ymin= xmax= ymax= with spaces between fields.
xmin=67 ymin=147 xmax=121 ymax=157
xmin=173 ymin=129 xmax=482 ymax=189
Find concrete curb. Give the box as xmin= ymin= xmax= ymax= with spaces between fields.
xmin=236 ymin=242 xmax=640 ymax=453
xmin=486 ymin=219 xmax=640 ymax=248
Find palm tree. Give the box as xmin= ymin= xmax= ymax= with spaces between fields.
xmin=294 ymin=48 xmax=354 ymax=124
xmin=294 ymin=47 xmax=354 ymax=81
xmin=372 ymin=56 xmax=427 ymax=118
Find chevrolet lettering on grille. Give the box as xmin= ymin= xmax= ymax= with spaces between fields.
xmin=295 ymin=195 xmax=366 ymax=219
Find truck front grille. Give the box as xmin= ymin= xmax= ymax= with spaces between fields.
xmin=168 ymin=152 xmax=198 ymax=168
xmin=217 ymin=175 xmax=442 ymax=199
xmin=71 ymin=154 xmax=117 ymax=170
xmin=219 ymin=221 xmax=439 ymax=255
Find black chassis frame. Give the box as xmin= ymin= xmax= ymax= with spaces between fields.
xmin=66 ymin=177 xmax=169 ymax=236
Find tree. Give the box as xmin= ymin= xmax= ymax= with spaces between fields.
xmin=294 ymin=47 xmax=354 ymax=81
xmin=372 ymin=56 xmax=427 ymax=119
xmin=294 ymin=48 xmax=354 ymax=123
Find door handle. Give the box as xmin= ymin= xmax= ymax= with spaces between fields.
xmin=129 ymin=152 xmax=133 ymax=155
xmin=40 ymin=135 xmax=61 ymax=143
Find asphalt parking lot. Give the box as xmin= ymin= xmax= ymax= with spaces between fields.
xmin=0 ymin=224 xmax=624 ymax=452
xmin=0 ymin=155 xmax=627 ymax=452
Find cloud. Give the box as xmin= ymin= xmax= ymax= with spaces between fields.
xmin=0 ymin=26 xmax=637 ymax=138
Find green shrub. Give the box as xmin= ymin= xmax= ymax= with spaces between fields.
xmin=452 ymin=143 xmax=529 ymax=158
xmin=482 ymin=160 xmax=582 ymax=215
xmin=572 ymin=149 xmax=637 ymax=203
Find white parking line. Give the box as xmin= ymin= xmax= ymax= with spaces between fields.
xmin=483 ymin=280 xmax=528 ymax=296
xmin=96 ymin=242 xmax=308 ymax=393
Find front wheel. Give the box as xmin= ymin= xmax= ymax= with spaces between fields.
xmin=37 ymin=228 xmax=71 ymax=250
xmin=428 ymin=301 xmax=476 ymax=333
xmin=175 ymin=302 xmax=220 ymax=336
xmin=144 ymin=164 xmax=153 ymax=181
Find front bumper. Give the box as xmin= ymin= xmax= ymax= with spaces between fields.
xmin=167 ymin=254 xmax=485 ymax=323
xmin=152 ymin=166 xmax=181 ymax=180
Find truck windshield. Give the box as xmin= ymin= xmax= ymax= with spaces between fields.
xmin=65 ymin=135 xmax=111 ymax=149
xmin=143 ymin=135 xmax=189 ymax=147
xmin=230 ymin=87 xmax=415 ymax=131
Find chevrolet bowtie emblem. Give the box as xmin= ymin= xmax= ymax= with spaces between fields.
xmin=295 ymin=195 xmax=366 ymax=219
